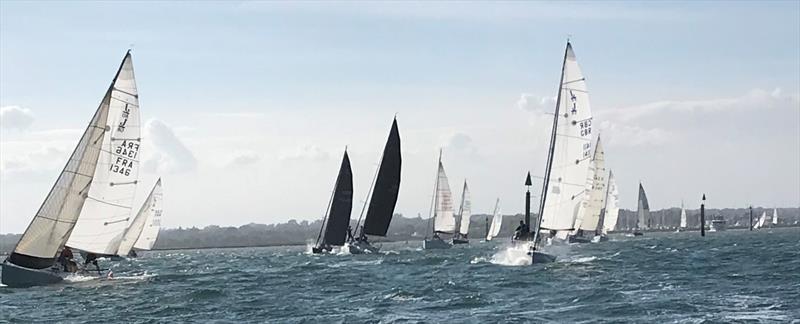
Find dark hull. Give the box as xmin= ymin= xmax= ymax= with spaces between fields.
xmin=529 ymin=251 xmax=557 ymax=264
xmin=422 ymin=237 xmax=451 ymax=250
xmin=1 ymin=261 xmax=64 ymax=288
xmin=348 ymin=240 xmax=380 ymax=254
xmin=632 ymin=231 xmax=644 ymax=236
xmin=567 ymin=235 xmax=592 ymax=244
xmin=451 ymin=238 xmax=469 ymax=245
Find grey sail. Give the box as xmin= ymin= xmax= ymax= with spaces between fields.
xmin=316 ymin=151 xmax=354 ymax=248
xmin=637 ymin=183 xmax=650 ymax=230
xmin=362 ymin=118 xmax=401 ymax=236
xmin=2 ymin=52 xmax=130 ymax=287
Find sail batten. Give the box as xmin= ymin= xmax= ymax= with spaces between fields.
xmin=362 ymin=119 xmax=402 ymax=237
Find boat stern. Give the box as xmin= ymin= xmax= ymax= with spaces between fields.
xmin=1 ymin=261 xmax=63 ymax=288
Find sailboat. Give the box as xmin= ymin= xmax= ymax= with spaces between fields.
xmin=677 ymin=201 xmax=687 ymax=232
xmin=2 ymin=51 xmax=139 ymax=287
xmin=422 ymin=151 xmax=455 ymax=250
xmin=312 ymin=150 xmax=353 ymax=254
xmin=348 ymin=118 xmax=402 ymax=254
xmin=772 ymin=208 xmax=779 ymax=226
xmin=569 ymin=137 xmax=606 ymax=243
xmin=116 ymin=179 xmax=164 ymax=258
xmin=529 ymin=41 xmax=593 ymax=263
xmin=754 ymin=211 xmax=767 ymax=229
xmin=452 ymin=181 xmax=471 ymax=244
xmin=485 ymin=198 xmax=503 ymax=241
xmin=600 ymin=170 xmax=620 ymax=238
xmin=631 ymin=183 xmax=649 ymax=236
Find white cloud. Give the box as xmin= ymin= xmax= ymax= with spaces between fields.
xmin=516 ymin=93 xmax=556 ymax=113
xmin=279 ymin=144 xmax=329 ymax=162
xmin=600 ymin=120 xmax=673 ymax=148
xmin=141 ymin=119 xmax=198 ymax=174
xmin=0 ymin=106 xmax=35 ymax=130
xmin=227 ymin=150 xmax=261 ymax=167
xmin=0 ymin=145 xmax=69 ymax=174
xmin=443 ymin=132 xmax=478 ymax=155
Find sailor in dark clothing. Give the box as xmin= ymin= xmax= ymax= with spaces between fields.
xmin=58 ymin=247 xmax=74 ymax=272
xmin=84 ymin=252 xmax=101 ymax=273
xmin=359 ymin=226 xmax=368 ymax=243
xmin=514 ymin=221 xmax=528 ymax=240
xmin=347 ymin=226 xmax=354 ymax=241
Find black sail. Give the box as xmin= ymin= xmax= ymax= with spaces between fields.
xmin=322 ymin=151 xmax=354 ymax=246
xmin=363 ymin=118 xmax=402 ymax=236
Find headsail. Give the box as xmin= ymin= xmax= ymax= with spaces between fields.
xmin=486 ymin=198 xmax=502 ymax=241
xmin=757 ymin=211 xmax=767 ymax=229
xmin=772 ymin=208 xmax=778 ymax=225
xmin=6 ymin=56 xmax=119 ymax=269
xmin=118 ymin=179 xmax=163 ymax=255
xmin=538 ymin=42 xmax=594 ymax=239
xmin=457 ymin=181 xmax=471 ymax=236
xmin=576 ymin=137 xmax=606 ymax=233
xmin=601 ymin=171 xmax=620 ymax=233
xmin=680 ymin=202 xmax=687 ymax=228
xmin=67 ymin=53 xmax=142 ymax=255
xmin=362 ymin=118 xmax=402 ymax=236
xmin=636 ymin=183 xmax=650 ymax=230
xmin=319 ymin=151 xmax=354 ymax=247
xmin=432 ymin=158 xmax=455 ymax=234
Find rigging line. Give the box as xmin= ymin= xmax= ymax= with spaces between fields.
xmin=112 ymin=87 xmax=138 ymax=98
xmin=33 ymin=215 xmax=78 ymax=224
xmin=562 ymin=78 xmax=585 ymax=85
xmin=110 ymin=95 xmax=139 ymax=106
xmin=354 ymin=160 xmax=381 ymax=236
xmin=104 ymin=217 xmax=130 ymax=226
xmin=85 ymin=196 xmax=133 ymax=209
xmin=110 ymin=137 xmax=141 ymax=141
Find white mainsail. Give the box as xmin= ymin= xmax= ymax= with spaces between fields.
xmin=680 ymin=202 xmax=687 ymax=228
xmin=117 ymin=179 xmax=163 ymax=255
xmin=67 ymin=53 xmax=142 ymax=255
xmin=539 ymin=42 xmax=594 ymax=240
xmin=772 ymin=208 xmax=778 ymax=225
xmin=7 ymin=61 xmax=116 ymax=269
xmin=757 ymin=211 xmax=767 ymax=229
xmin=432 ymin=160 xmax=456 ymax=233
xmin=575 ymin=137 xmax=606 ymax=233
xmin=457 ymin=181 xmax=471 ymax=236
xmin=486 ymin=198 xmax=502 ymax=241
xmin=602 ymin=170 xmax=619 ymax=234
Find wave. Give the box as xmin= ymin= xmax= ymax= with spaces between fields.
xmin=490 ymin=244 xmax=532 ymax=266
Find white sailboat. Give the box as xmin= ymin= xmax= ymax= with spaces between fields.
xmin=486 ymin=198 xmax=503 ymax=241
xmin=452 ymin=181 xmax=471 ymax=244
xmin=632 ymin=183 xmax=649 ymax=236
xmin=1 ymin=52 xmax=136 ymax=287
xmin=772 ymin=208 xmax=778 ymax=226
xmin=66 ymin=51 xmax=142 ymax=257
xmin=755 ymin=211 xmax=767 ymax=229
xmin=677 ymin=201 xmax=687 ymax=232
xmin=117 ymin=179 xmax=164 ymax=257
xmin=423 ymin=150 xmax=455 ymax=249
xmin=570 ymin=137 xmax=606 ymax=243
xmin=601 ymin=170 xmax=620 ymax=236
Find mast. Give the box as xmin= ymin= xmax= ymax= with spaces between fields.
xmin=700 ymin=194 xmax=706 ymax=237
xmin=532 ymin=40 xmax=571 ymax=250
xmin=525 ymin=172 xmax=532 ymax=232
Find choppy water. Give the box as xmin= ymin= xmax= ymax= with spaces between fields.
xmin=1 ymin=228 xmax=798 ymax=323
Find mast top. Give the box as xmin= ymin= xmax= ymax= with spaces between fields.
xmin=702 ymin=194 xmax=706 ymax=201
xmin=525 ymin=172 xmax=532 ymax=187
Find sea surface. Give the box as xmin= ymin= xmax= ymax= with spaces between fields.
xmin=1 ymin=228 xmax=798 ymax=323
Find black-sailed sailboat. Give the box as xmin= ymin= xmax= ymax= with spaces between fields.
xmin=312 ymin=150 xmax=354 ymax=254
xmin=349 ymin=118 xmax=402 ymax=254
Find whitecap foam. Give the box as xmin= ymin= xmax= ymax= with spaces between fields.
xmin=490 ymin=244 xmax=533 ymax=266
xmin=63 ymin=273 xmax=98 ymax=283
xmin=567 ymin=256 xmax=597 ymax=263
xmin=470 ymin=256 xmax=489 ymax=264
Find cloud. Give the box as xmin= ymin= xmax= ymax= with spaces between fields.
xmin=279 ymin=144 xmax=329 ymax=162
xmin=0 ymin=145 xmax=69 ymax=175
xmin=441 ymin=132 xmax=479 ymax=157
xmin=600 ymin=121 xmax=673 ymax=148
xmin=516 ymin=93 xmax=556 ymax=113
xmin=141 ymin=119 xmax=198 ymax=174
xmin=0 ymin=106 xmax=35 ymax=130
xmin=227 ymin=150 xmax=261 ymax=167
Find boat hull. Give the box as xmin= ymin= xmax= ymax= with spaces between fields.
xmin=1 ymin=261 xmax=64 ymax=288
xmin=348 ymin=240 xmax=380 ymax=254
xmin=451 ymin=238 xmax=469 ymax=245
xmin=632 ymin=231 xmax=644 ymax=236
xmin=529 ymin=251 xmax=557 ymax=264
xmin=567 ymin=235 xmax=592 ymax=244
xmin=422 ymin=237 xmax=451 ymax=250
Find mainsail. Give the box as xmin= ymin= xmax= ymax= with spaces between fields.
xmin=432 ymin=155 xmax=455 ymax=234
xmin=317 ymin=151 xmax=354 ymax=247
xmin=486 ymin=198 xmax=502 ymax=241
xmin=576 ymin=137 xmax=606 ymax=234
xmin=5 ymin=55 xmax=119 ymax=270
xmin=457 ymin=181 xmax=471 ymax=236
xmin=67 ymin=52 xmax=142 ymax=255
xmin=756 ymin=211 xmax=767 ymax=229
xmin=772 ymin=208 xmax=778 ymax=225
xmin=118 ymin=179 xmax=163 ymax=255
xmin=361 ymin=118 xmax=402 ymax=237
xmin=601 ymin=170 xmax=620 ymax=233
xmin=538 ymin=42 xmax=594 ymax=240
xmin=636 ymin=183 xmax=650 ymax=230
xmin=680 ymin=202 xmax=688 ymax=228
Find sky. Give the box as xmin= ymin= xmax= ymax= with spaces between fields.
xmin=1 ymin=1 xmax=799 ymax=233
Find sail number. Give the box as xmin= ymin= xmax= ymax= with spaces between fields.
xmin=579 ymin=118 xmax=592 ymax=137
xmin=110 ymin=140 xmax=139 ymax=176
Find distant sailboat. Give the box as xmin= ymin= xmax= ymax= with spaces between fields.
xmin=349 ymin=118 xmax=402 ymax=254
xmin=600 ymin=170 xmax=620 ymax=236
xmin=530 ymin=41 xmax=593 ymax=264
xmin=755 ymin=211 xmax=767 ymax=229
xmin=569 ymin=137 xmax=606 ymax=243
xmin=117 ymin=179 xmax=163 ymax=258
xmin=486 ymin=198 xmax=503 ymax=241
xmin=2 ymin=52 xmax=137 ymax=287
xmin=632 ymin=183 xmax=649 ymax=236
xmin=312 ymin=150 xmax=353 ymax=254
xmin=678 ymin=201 xmax=687 ymax=232
xmin=423 ymin=151 xmax=455 ymax=250
xmin=452 ymin=181 xmax=471 ymax=244
xmin=772 ymin=208 xmax=779 ymax=226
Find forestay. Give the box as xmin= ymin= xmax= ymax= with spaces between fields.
xmin=67 ymin=53 xmax=142 ymax=255
xmin=636 ymin=183 xmax=650 ymax=229
xmin=118 ymin=179 xmax=163 ymax=255
xmin=602 ymin=171 xmax=620 ymax=233
xmin=7 ymin=61 xmax=116 ymax=269
xmin=433 ymin=162 xmax=456 ymax=233
xmin=457 ymin=181 xmax=471 ymax=236
xmin=486 ymin=199 xmax=502 ymax=241
xmin=540 ymin=43 xmax=594 ymax=237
